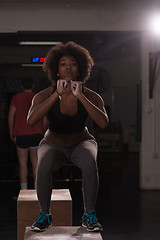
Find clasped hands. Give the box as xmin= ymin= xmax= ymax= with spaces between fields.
xmin=56 ymin=79 xmax=82 ymax=97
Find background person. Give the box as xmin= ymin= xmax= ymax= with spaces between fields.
xmin=27 ymin=42 xmax=109 ymax=232
xmin=8 ymin=77 xmax=47 ymax=190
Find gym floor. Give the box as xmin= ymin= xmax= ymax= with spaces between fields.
xmin=1 ymin=152 xmax=160 ymax=240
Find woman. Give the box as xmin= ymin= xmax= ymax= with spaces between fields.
xmin=27 ymin=41 xmax=109 ymax=232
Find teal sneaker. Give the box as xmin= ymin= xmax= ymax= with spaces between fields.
xmin=31 ymin=211 xmax=52 ymax=231
xmin=81 ymin=210 xmax=103 ymax=232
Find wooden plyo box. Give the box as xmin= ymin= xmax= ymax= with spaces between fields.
xmin=24 ymin=226 xmax=103 ymax=240
xmin=17 ymin=189 xmax=72 ymax=240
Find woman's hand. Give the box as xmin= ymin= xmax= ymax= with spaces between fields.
xmin=57 ymin=79 xmax=67 ymax=95
xmin=71 ymin=81 xmax=82 ymax=97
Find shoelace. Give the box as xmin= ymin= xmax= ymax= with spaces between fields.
xmin=81 ymin=210 xmax=98 ymax=224
xmin=36 ymin=211 xmax=51 ymax=224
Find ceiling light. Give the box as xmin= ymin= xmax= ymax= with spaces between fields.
xmin=21 ymin=64 xmax=43 ymax=67
xmin=19 ymin=41 xmax=62 ymax=45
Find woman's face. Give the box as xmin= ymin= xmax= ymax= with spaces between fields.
xmin=58 ymin=55 xmax=79 ymax=81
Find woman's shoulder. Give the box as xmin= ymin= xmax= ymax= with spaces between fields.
xmin=34 ymin=86 xmax=54 ymax=101
xmin=83 ymin=87 xmax=103 ymax=101
xmin=36 ymin=86 xmax=53 ymax=97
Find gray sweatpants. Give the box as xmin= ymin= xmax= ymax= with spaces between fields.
xmin=36 ymin=136 xmax=99 ymax=214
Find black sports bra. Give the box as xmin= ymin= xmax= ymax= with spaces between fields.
xmin=47 ymin=88 xmax=88 ymax=134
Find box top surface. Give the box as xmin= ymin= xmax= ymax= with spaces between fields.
xmin=17 ymin=189 xmax=72 ymax=201
xmin=25 ymin=226 xmax=102 ymax=239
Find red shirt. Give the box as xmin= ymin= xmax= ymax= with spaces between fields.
xmin=10 ymin=91 xmax=43 ymax=136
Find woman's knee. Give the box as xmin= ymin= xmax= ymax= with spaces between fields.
xmin=80 ymin=156 xmax=98 ymax=176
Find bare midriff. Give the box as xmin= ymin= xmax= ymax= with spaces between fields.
xmin=45 ymin=127 xmax=90 ymax=147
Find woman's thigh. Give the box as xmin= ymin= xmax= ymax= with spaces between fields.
xmin=37 ymin=138 xmax=68 ymax=174
xmin=70 ymin=139 xmax=98 ymax=171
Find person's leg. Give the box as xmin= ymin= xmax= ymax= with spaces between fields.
xmin=70 ymin=139 xmax=99 ymax=213
xmin=70 ymin=139 xmax=103 ymax=231
xmin=36 ymin=139 xmax=68 ymax=213
xmin=29 ymin=147 xmax=38 ymax=186
xmin=16 ymin=146 xmax=29 ymax=189
xmin=31 ymin=139 xmax=69 ymax=231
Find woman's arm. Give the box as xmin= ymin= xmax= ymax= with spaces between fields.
xmin=27 ymin=80 xmax=68 ymax=126
xmin=27 ymin=86 xmax=59 ymax=126
xmin=80 ymin=88 xmax=109 ymax=129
